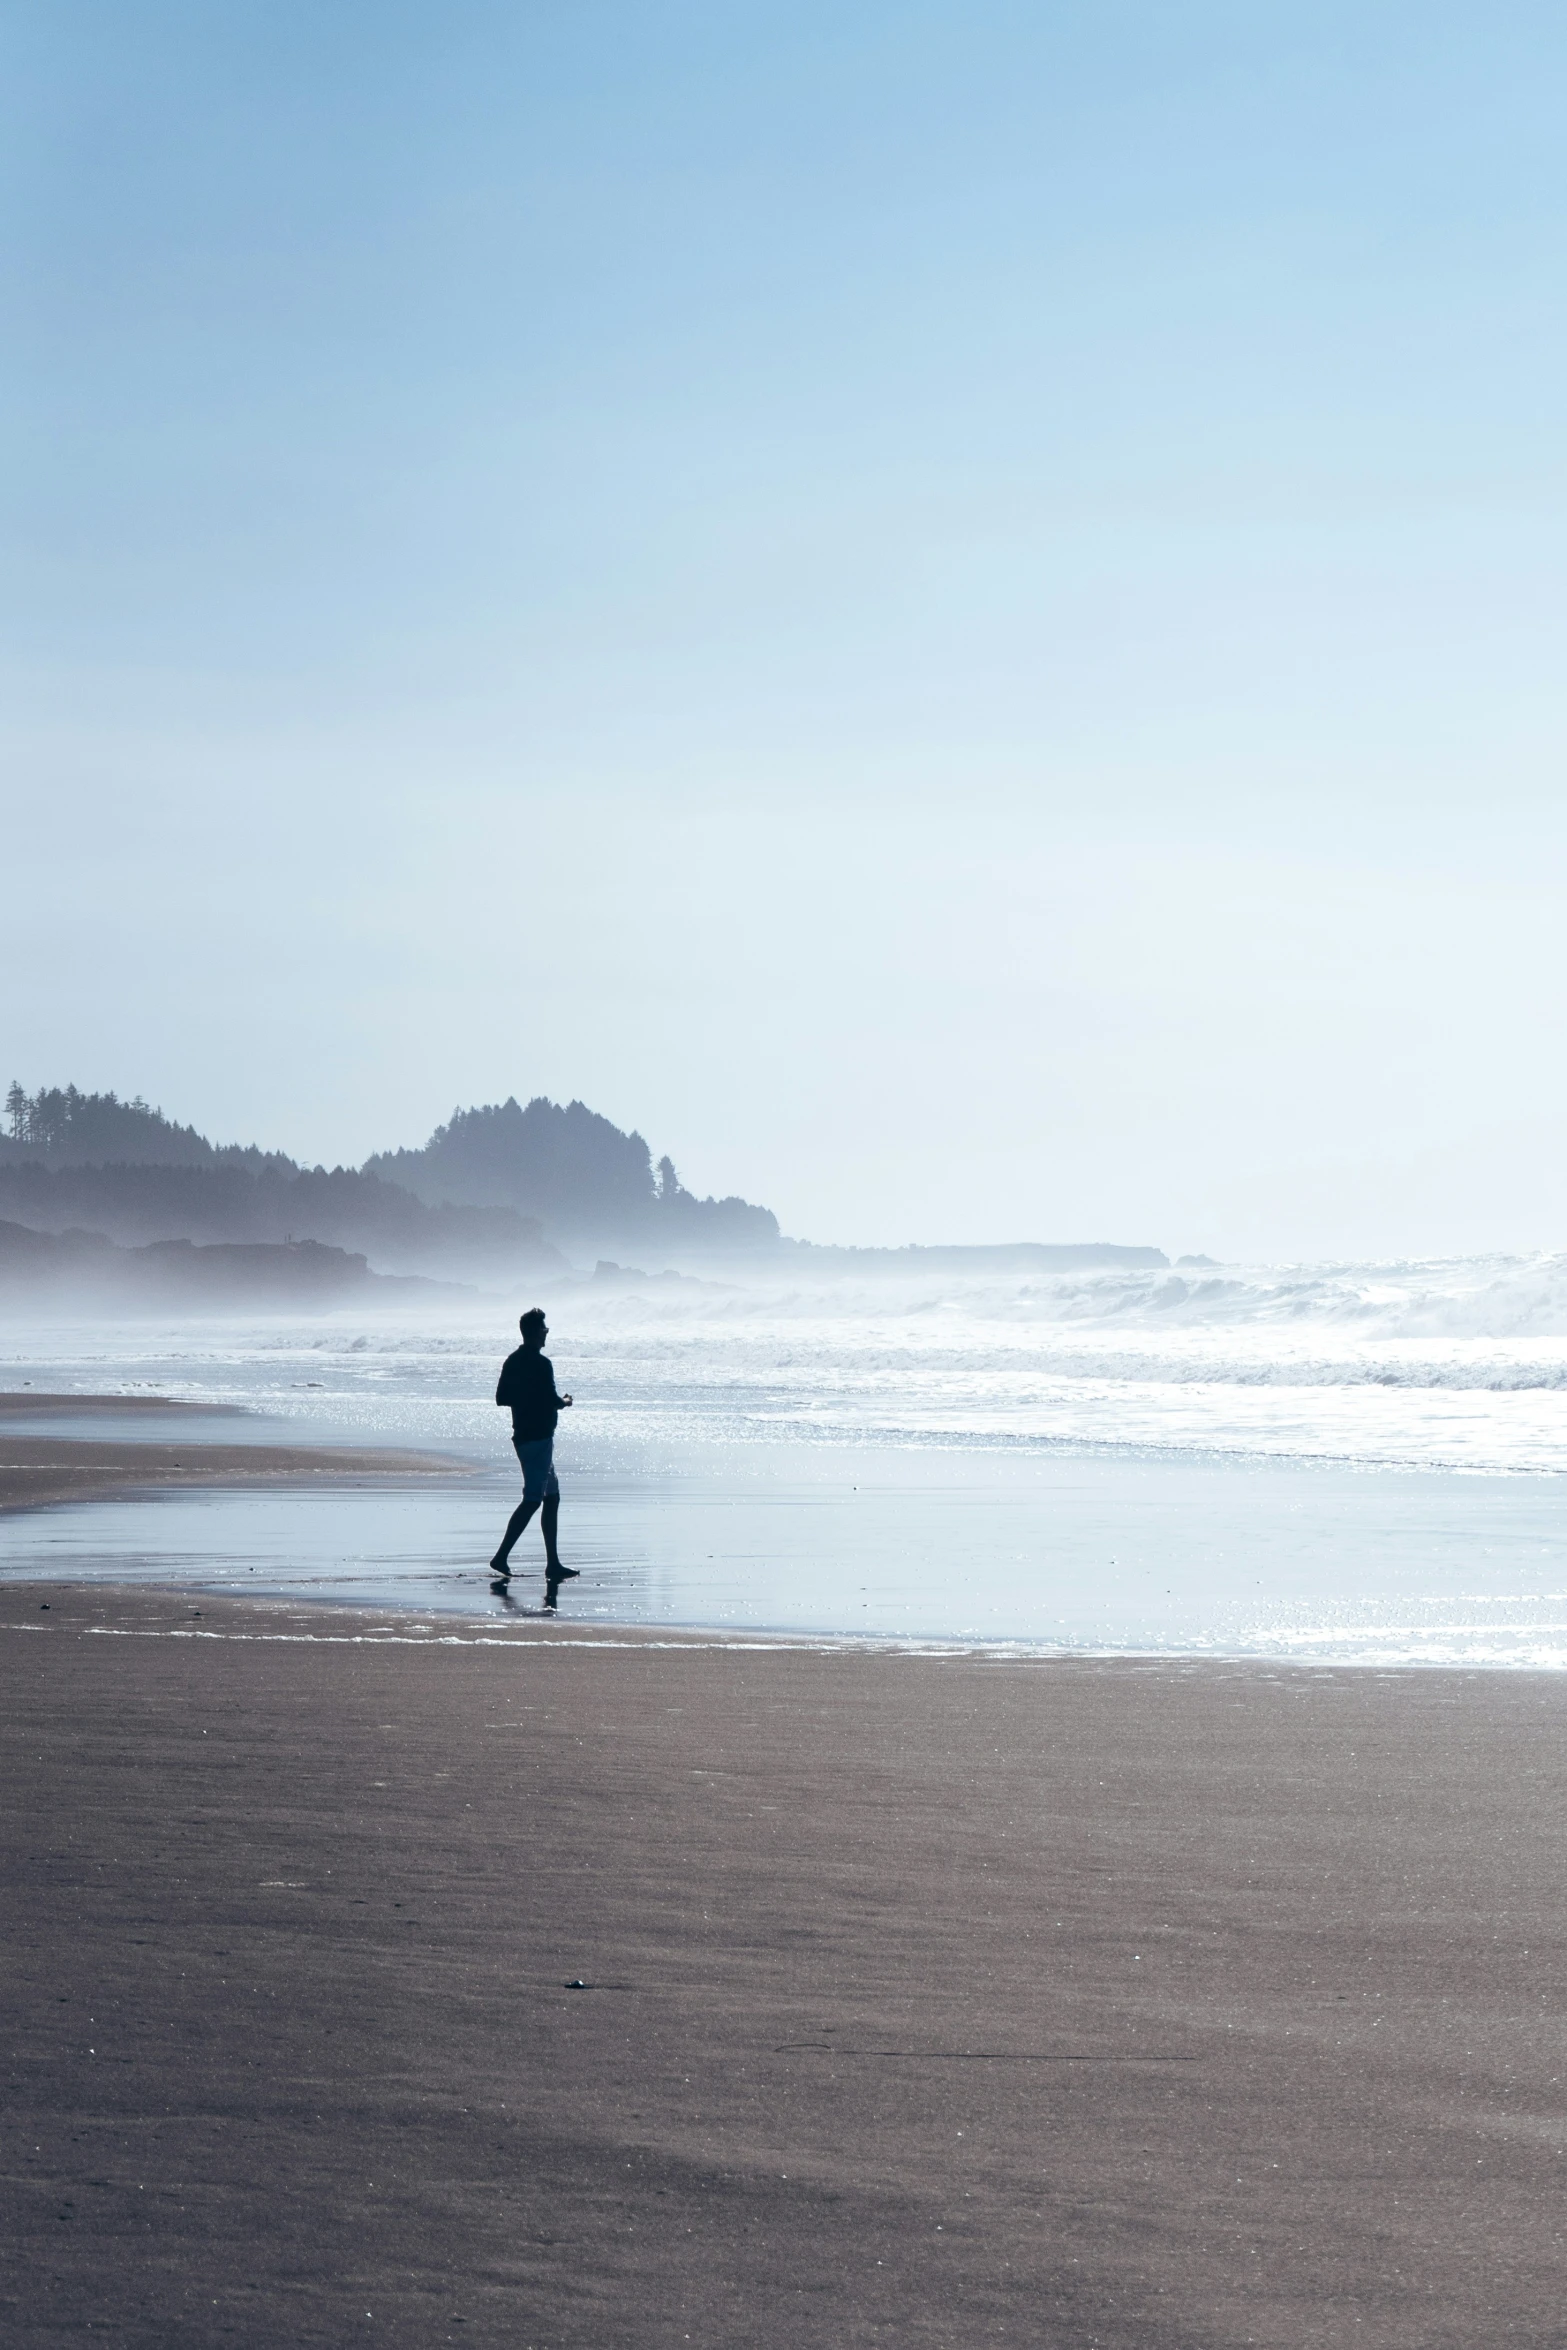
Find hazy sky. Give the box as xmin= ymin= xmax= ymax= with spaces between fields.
xmin=6 ymin=2 xmax=1567 ymax=1258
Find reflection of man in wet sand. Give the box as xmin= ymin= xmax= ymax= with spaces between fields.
xmin=490 ymin=1308 xmax=576 ymax=1597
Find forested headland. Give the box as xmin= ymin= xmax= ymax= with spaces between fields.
xmin=0 ymin=1083 xmax=777 ymax=1281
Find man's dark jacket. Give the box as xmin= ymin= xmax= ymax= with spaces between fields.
xmin=496 ymin=1346 xmax=564 ymax=1443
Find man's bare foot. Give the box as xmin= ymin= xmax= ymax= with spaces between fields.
xmin=488 ymin=1557 xmax=510 ymax=1578
xmin=548 ymin=1564 xmax=579 ymax=1579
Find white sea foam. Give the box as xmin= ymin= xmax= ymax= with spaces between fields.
xmin=16 ymin=1255 xmax=1567 ymax=1472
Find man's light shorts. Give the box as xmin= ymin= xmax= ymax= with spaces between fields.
xmin=512 ymin=1435 xmax=559 ymax=1505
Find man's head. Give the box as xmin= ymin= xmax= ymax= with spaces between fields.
xmin=519 ymin=1307 xmax=548 ymax=1348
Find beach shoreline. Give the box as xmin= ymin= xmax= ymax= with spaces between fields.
xmin=4 ymin=1579 xmax=1565 ymax=2347
xmin=0 ymin=1435 xmax=475 ymax=1516
xmin=0 ymin=1391 xmax=476 ymax=1516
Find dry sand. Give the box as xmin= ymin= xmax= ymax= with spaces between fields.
xmin=3 ymin=1581 xmax=1565 ymax=2347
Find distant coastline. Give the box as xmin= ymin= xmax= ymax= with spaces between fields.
xmin=0 ymin=1080 xmax=1164 ymax=1307
xmin=775 ymin=1238 xmax=1166 ymax=1274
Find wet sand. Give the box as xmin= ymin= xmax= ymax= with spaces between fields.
xmin=0 ymin=1393 xmax=467 ymax=1513
xmin=3 ymin=1584 xmax=1565 ymax=2347
xmin=0 ymin=1438 xmax=469 ymax=1514
xmin=0 ymin=1394 xmax=244 ymax=1417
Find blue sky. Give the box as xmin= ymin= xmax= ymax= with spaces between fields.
xmin=6 ymin=2 xmax=1567 ymax=1254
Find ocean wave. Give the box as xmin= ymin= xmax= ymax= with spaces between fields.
xmin=712 ymin=1251 xmax=1567 ymax=1344
xmin=16 ymin=1251 xmax=1567 ymax=1475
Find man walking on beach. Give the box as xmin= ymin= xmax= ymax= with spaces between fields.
xmin=490 ymin=1307 xmax=576 ymax=1595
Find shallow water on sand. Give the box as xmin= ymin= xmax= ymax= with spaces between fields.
xmin=7 ymin=1265 xmax=1567 ymax=1662
xmin=7 ymin=1431 xmax=1567 ymax=1665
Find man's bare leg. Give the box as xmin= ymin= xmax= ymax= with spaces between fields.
xmin=541 ymin=1493 xmax=578 ymax=1579
xmin=490 ymin=1495 xmax=539 ymax=1576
